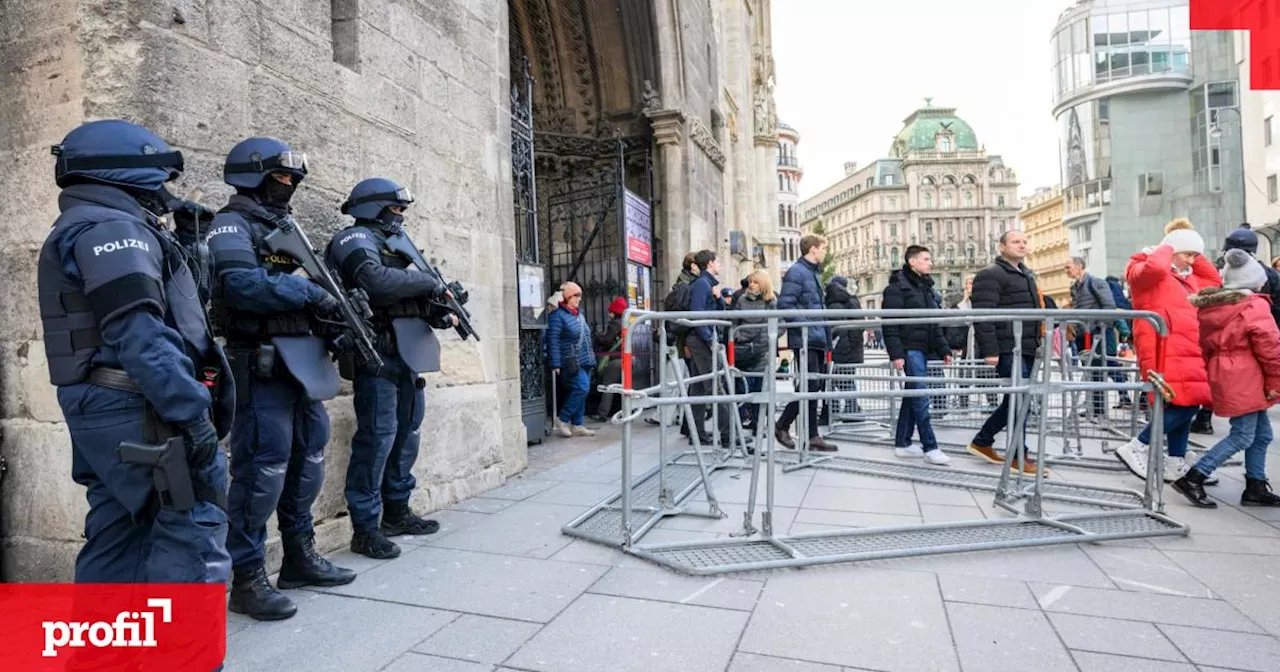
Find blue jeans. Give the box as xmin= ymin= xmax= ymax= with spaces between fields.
xmin=347 ymin=355 xmax=425 ymax=533
xmin=1136 ymin=403 xmax=1199 ymax=459
xmin=559 ymin=368 xmax=590 ymax=425
xmin=1193 ymin=410 xmax=1272 ymax=479
xmin=895 ymin=351 xmax=938 ymax=451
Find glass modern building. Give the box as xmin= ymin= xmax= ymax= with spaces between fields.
xmin=1051 ymin=0 xmax=1244 ymax=278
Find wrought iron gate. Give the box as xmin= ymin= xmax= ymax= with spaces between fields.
xmin=511 ymin=58 xmax=547 ymax=443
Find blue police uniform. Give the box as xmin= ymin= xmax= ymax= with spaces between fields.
xmin=207 ymin=137 xmax=354 ymax=621
xmin=38 ymin=120 xmax=234 ymax=586
xmin=326 ymin=178 xmax=452 ymax=560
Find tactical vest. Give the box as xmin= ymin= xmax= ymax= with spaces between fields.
xmin=39 ymin=204 xmax=215 ymax=386
xmin=209 ymin=205 xmax=316 ymax=344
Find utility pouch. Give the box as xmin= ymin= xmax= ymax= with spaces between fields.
xmin=255 ymin=344 xmax=277 ymax=380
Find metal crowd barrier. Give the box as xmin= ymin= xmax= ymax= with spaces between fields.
xmin=561 ymin=307 xmax=1189 ymax=575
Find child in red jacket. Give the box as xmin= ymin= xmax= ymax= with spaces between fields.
xmin=1177 ymin=249 xmax=1280 ymax=508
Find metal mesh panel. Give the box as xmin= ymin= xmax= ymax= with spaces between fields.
xmin=566 ymin=463 xmax=709 ymax=542
xmin=1063 ymin=513 xmax=1184 ymax=535
xmin=789 ymin=522 xmax=1077 ymax=557
xmin=645 ymin=541 xmax=791 ymax=568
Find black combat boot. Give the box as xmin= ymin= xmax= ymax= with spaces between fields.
xmin=228 ymin=564 xmax=297 ymax=621
xmin=1189 ymin=409 xmax=1214 ymax=435
xmin=351 ymin=528 xmax=401 ymax=559
xmin=276 ymin=532 xmax=357 ymax=589
xmin=1241 ymin=477 xmax=1280 ymax=507
xmin=381 ymin=500 xmax=440 ymax=537
xmin=1172 ymin=468 xmax=1217 ymax=509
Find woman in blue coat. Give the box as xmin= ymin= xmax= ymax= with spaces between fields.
xmin=548 ymin=282 xmax=599 ymax=437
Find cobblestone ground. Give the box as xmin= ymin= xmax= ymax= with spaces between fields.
xmin=226 ymin=410 xmax=1280 ymax=672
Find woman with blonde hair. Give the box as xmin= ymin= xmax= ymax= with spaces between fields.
xmin=734 ymin=270 xmax=777 ymax=432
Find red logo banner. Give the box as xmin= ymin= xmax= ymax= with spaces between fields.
xmin=1191 ymin=0 xmax=1280 ymax=89
xmin=0 ymin=584 xmax=226 ymax=671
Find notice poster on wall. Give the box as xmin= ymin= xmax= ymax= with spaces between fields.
xmin=624 ymin=189 xmax=652 ymax=266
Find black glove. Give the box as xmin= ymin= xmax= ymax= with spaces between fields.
xmin=312 ymin=292 xmax=343 ymax=319
xmin=179 ymin=414 xmax=219 ymax=468
xmin=170 ymin=200 xmax=218 ymax=237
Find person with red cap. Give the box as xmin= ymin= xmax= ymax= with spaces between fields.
xmin=592 ymin=297 xmax=630 ymax=421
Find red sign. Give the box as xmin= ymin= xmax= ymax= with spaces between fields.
xmin=627 ymin=237 xmax=652 ymax=266
xmin=0 ymin=584 xmax=227 ymax=671
xmin=1191 ymin=0 xmax=1280 ymax=89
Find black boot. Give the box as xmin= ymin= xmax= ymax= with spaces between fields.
xmin=1241 ymin=477 xmax=1280 ymax=507
xmin=1189 ymin=409 xmax=1214 ymax=435
xmin=228 ymin=564 xmax=297 ymax=621
xmin=1172 ymin=468 xmax=1217 ymax=508
xmin=351 ymin=528 xmax=402 ymax=559
xmin=277 ymin=532 xmax=357 ymax=589
xmin=381 ymin=500 xmax=440 ymax=537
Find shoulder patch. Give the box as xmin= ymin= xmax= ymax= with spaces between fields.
xmin=90 ymin=238 xmax=151 ymax=256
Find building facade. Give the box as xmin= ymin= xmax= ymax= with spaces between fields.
xmin=0 ymin=0 xmax=781 ymax=580
xmin=1052 ymin=0 xmax=1244 ymax=277
xmin=801 ymin=102 xmax=1021 ymax=309
xmin=777 ymin=121 xmax=803 ymax=272
xmin=1021 ymin=186 xmax=1071 ymax=307
xmin=1236 ymin=29 xmax=1280 ymax=260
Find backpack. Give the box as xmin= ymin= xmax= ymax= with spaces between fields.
xmin=662 ymin=281 xmax=694 ymax=337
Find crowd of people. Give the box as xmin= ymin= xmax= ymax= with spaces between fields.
xmin=547 ymin=219 xmax=1280 ymax=512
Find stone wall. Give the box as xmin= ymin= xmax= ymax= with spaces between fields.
xmin=0 ymin=0 xmax=525 ymax=581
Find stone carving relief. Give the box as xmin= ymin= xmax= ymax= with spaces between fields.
xmin=689 ymin=116 xmax=726 ymax=169
xmin=641 ymin=79 xmax=661 ymax=114
xmin=752 ymin=88 xmax=777 ymax=140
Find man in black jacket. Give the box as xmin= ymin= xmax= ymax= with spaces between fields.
xmin=967 ymin=231 xmax=1042 ymax=474
xmin=882 ymin=246 xmax=953 ymax=465
xmin=824 ymin=276 xmax=864 ymax=418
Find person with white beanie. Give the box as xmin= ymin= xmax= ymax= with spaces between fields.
xmin=1175 ymin=249 xmax=1280 ymax=507
xmin=1117 ymin=218 xmax=1222 ymax=482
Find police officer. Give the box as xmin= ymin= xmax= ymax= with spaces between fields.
xmin=38 ymin=119 xmax=234 ymax=586
xmin=327 ymin=178 xmax=456 ymax=559
xmin=207 ymin=137 xmax=354 ymax=621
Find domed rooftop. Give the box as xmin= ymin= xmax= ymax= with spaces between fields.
xmin=778 ymin=120 xmax=799 ymax=137
xmin=889 ymin=99 xmax=979 ymax=157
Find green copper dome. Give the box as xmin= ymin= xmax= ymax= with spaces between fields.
xmin=889 ymin=99 xmax=980 ymax=157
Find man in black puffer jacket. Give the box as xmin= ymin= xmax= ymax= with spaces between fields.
xmin=968 ymin=230 xmax=1042 ymax=474
xmin=882 ymin=246 xmax=953 ymax=465
xmin=824 ymin=276 xmax=864 ymax=419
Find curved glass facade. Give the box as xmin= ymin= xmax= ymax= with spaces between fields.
xmin=1059 ymin=97 xmax=1113 ymax=214
xmin=1052 ymin=0 xmax=1191 ymax=107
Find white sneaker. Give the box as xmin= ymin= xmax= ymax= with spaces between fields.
xmin=923 ymin=449 xmax=952 ymax=466
xmin=553 ymin=418 xmax=572 ymax=438
xmin=571 ymin=425 xmax=596 ymax=437
xmin=1168 ymin=455 xmax=1218 ymax=485
xmin=894 ymin=445 xmax=924 ymax=458
xmin=1115 ymin=438 xmax=1149 ymax=479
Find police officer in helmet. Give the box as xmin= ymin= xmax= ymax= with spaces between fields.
xmin=327 ymin=178 xmax=457 ymax=559
xmin=39 ymin=119 xmax=234 ymax=588
xmin=207 ymin=137 xmax=354 ymax=621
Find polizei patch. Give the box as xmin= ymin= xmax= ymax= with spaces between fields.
xmin=92 ymin=239 xmax=151 ymax=256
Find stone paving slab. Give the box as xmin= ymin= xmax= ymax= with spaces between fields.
xmin=382 ymin=652 xmax=493 ymax=672
xmin=504 ymin=593 xmax=749 ymax=672
xmin=1069 ymin=651 xmax=1197 ymax=672
xmin=324 ymin=546 xmax=607 ymax=622
xmin=938 ymin=574 xmax=1039 ymax=610
xmin=1029 ymin=583 xmax=1264 ymax=633
xmin=428 ymin=501 xmax=583 ymax=559
xmin=1159 ymin=624 xmax=1280 ymax=671
xmin=412 ymin=614 xmax=542 ymax=665
xmin=947 ymin=602 xmax=1078 ymax=672
xmin=1162 ymin=549 xmax=1280 ymax=637
xmin=587 ymin=565 xmax=764 ymax=611
xmin=1047 ymin=612 xmax=1188 ymax=662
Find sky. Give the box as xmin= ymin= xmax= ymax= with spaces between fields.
xmin=771 ymin=0 xmax=1071 ymax=201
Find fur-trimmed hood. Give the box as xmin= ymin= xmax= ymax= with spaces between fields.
xmin=1189 ymin=286 xmax=1254 ymax=308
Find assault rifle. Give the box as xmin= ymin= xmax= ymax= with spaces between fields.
xmin=263 ymin=216 xmax=384 ymax=370
xmin=384 ymin=227 xmax=480 ymax=342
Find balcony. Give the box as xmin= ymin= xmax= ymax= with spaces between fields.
xmin=777 ymin=156 xmax=801 ymax=169
xmin=1063 ymin=178 xmax=1111 ymax=216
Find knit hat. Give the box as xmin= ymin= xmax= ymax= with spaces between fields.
xmin=1225 ymin=227 xmax=1260 ymax=254
xmin=1161 ymin=218 xmax=1205 ymax=256
xmin=608 ymin=297 xmax=628 ymax=316
xmin=1222 ymin=248 xmax=1267 ymax=290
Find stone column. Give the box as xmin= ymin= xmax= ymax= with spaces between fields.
xmin=647 ymin=109 xmax=688 ymax=286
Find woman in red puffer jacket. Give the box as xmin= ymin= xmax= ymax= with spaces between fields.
xmin=1116 ymin=218 xmax=1221 ymax=483
xmin=1173 ymin=249 xmax=1280 ymax=508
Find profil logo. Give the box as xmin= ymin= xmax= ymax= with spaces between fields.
xmin=0 ymin=584 xmax=226 ymax=671
xmin=41 ymin=597 xmax=171 ymax=658
xmin=1191 ymin=0 xmax=1280 ymax=89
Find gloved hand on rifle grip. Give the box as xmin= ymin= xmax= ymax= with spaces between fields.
xmin=179 ymin=413 xmax=219 ymax=468
xmin=311 ymin=291 xmax=343 ymax=320
xmin=448 ymin=281 xmax=469 ymax=306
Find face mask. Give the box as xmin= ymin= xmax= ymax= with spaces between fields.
xmin=261 ymin=178 xmax=297 ymax=207
xmin=376 ymin=210 xmax=405 ymax=229
xmin=133 ymin=186 xmax=175 ymax=219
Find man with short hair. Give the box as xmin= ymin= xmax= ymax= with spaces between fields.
xmin=1066 ymin=256 xmax=1124 ymax=417
xmin=882 ymin=246 xmax=952 ymax=465
xmin=686 ymin=249 xmax=725 ymax=445
xmin=967 ymin=230 xmax=1043 ymax=474
xmin=776 ymin=235 xmax=837 ymax=451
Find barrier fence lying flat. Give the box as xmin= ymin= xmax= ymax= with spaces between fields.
xmin=561 ymin=308 xmax=1190 ymax=575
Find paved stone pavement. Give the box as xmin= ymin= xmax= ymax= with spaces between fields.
xmin=225 ymin=413 xmax=1280 ymax=672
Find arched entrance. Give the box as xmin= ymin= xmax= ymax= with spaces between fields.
xmin=508 ymin=0 xmax=661 ymax=441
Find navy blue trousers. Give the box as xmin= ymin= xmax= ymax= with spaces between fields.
xmin=346 ymin=356 xmax=425 ymax=533
xmin=225 ymin=376 xmax=329 ymax=569
xmin=59 ymin=383 xmax=231 ymax=584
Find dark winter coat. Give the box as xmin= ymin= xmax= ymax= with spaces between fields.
xmin=546 ymin=305 xmax=596 ymax=371
xmin=881 ymin=266 xmax=951 ymax=361
xmin=825 ymin=279 xmax=864 ymax=364
xmin=733 ymin=290 xmax=775 ymax=372
xmin=777 ymin=257 xmax=828 ymax=350
xmin=972 ymin=257 xmax=1044 ymax=357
